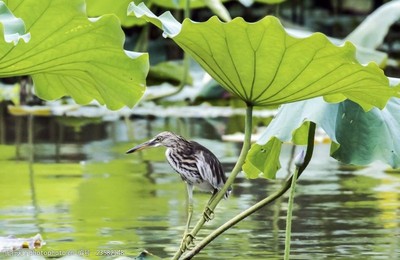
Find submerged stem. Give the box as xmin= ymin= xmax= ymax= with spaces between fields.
xmin=182 ymin=122 xmax=316 ymax=259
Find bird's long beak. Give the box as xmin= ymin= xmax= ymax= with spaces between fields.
xmin=126 ymin=139 xmax=157 ymax=154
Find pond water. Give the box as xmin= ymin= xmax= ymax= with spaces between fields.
xmin=0 ymin=114 xmax=399 ymax=259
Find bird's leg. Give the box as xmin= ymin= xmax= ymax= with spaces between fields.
xmin=180 ymin=184 xmax=195 ymax=252
xmin=203 ymin=190 xmax=218 ymax=222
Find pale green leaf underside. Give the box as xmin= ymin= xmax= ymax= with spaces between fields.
xmin=245 ymin=92 xmax=400 ymax=179
xmin=0 ymin=1 xmax=30 ymax=44
xmin=345 ymin=1 xmax=400 ymax=49
xmin=128 ymin=3 xmax=398 ymax=111
xmin=1 ymin=0 xmax=149 ymax=110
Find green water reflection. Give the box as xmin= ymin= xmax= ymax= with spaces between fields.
xmin=0 ymin=116 xmax=399 ymax=259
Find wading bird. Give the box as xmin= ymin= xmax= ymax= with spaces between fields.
xmin=126 ymin=131 xmax=231 ymax=248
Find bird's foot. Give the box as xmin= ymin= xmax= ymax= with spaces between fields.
xmin=180 ymin=233 xmax=195 ymax=253
xmin=203 ymin=206 xmax=215 ymax=222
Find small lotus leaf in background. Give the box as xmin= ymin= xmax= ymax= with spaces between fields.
xmin=1 ymin=0 xmax=148 ymax=110
xmin=243 ymin=137 xmax=281 ymax=179
xmin=128 ymin=3 xmax=398 ymax=111
xmin=203 ymin=0 xmax=231 ymax=22
xmin=151 ymin=0 xmax=231 ymax=22
xmin=86 ymin=0 xmax=151 ymax=27
xmin=239 ymin=0 xmax=285 ymax=7
xmin=147 ymin=61 xmax=193 ymax=86
xmin=345 ymin=0 xmax=400 ymax=49
xmin=0 ymin=1 xmax=30 ymax=44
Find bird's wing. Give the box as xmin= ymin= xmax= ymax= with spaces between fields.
xmin=192 ymin=142 xmax=225 ymax=190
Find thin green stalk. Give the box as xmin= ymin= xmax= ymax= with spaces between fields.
xmin=172 ymin=104 xmax=253 ymax=259
xmin=284 ymin=166 xmax=300 ymax=260
xmin=182 ymin=122 xmax=316 ymax=259
xmin=284 ymin=122 xmax=316 ymax=259
xmin=210 ymin=104 xmax=253 ymax=209
xmin=133 ymin=24 xmax=149 ymax=53
xmin=147 ymin=0 xmax=191 ymax=102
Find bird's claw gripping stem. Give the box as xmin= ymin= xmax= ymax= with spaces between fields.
xmin=180 ymin=233 xmax=195 ymax=253
xmin=203 ymin=206 xmax=215 ymax=222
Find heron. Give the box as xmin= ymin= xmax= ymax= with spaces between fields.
xmin=126 ymin=131 xmax=231 ymax=249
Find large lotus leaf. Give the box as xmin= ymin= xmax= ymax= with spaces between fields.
xmin=285 ymin=28 xmax=387 ymax=67
xmin=0 ymin=1 xmax=30 ymax=44
xmin=245 ymin=80 xmax=400 ymax=179
xmin=128 ymin=3 xmax=399 ymax=111
xmin=86 ymin=0 xmax=150 ymax=27
xmin=1 ymin=0 xmax=148 ymax=110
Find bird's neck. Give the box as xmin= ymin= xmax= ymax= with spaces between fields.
xmin=169 ymin=139 xmax=192 ymax=152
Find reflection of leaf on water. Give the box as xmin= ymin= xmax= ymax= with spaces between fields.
xmin=339 ymin=174 xmax=378 ymax=196
xmin=83 ymin=159 xmax=147 ymax=175
xmin=0 ymin=161 xmax=83 ymax=207
xmin=55 ymin=116 xmax=102 ymax=133
xmin=0 ymin=145 xmax=15 ymax=160
xmin=72 ymin=159 xmax=174 ymax=244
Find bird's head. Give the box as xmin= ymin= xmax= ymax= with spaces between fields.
xmin=126 ymin=131 xmax=185 ymax=154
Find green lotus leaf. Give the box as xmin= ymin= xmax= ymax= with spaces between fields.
xmin=245 ymin=81 xmax=400 ymax=178
xmin=128 ymin=3 xmax=398 ymax=111
xmin=345 ymin=1 xmax=400 ymax=49
xmin=239 ymin=0 xmax=285 ymax=7
xmin=150 ymin=0 xmax=231 ymax=22
xmin=152 ymin=0 xmax=225 ymax=9
xmin=86 ymin=0 xmax=150 ymax=27
xmin=242 ymin=137 xmax=281 ymax=179
xmin=0 ymin=1 xmax=30 ymax=44
xmin=148 ymin=61 xmax=193 ymax=86
xmin=1 ymin=0 xmax=149 ymax=110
